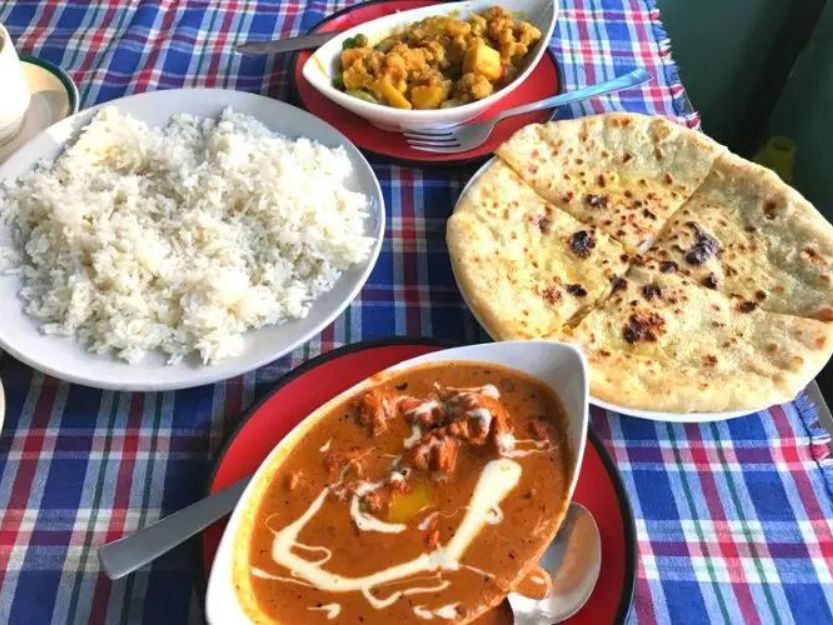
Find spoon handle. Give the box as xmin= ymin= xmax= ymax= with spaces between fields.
xmin=236 ymin=31 xmax=340 ymax=54
xmin=98 ymin=478 xmax=250 ymax=580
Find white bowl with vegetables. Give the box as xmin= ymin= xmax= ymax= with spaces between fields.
xmin=302 ymin=0 xmax=558 ymax=131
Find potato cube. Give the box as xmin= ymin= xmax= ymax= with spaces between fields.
xmin=378 ymin=76 xmax=412 ymax=109
xmin=463 ymin=42 xmax=503 ymax=81
xmin=410 ymin=82 xmax=450 ymax=109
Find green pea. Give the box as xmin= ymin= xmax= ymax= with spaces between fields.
xmin=345 ymin=89 xmax=379 ymax=103
xmin=342 ymin=33 xmax=367 ymax=49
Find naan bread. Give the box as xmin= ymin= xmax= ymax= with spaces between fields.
xmin=496 ymin=113 xmax=725 ymax=252
xmin=569 ymin=259 xmax=833 ymax=412
xmin=447 ymin=160 xmax=630 ymax=340
xmin=643 ymin=152 xmax=833 ymax=320
xmin=449 ymin=113 xmax=833 ymax=412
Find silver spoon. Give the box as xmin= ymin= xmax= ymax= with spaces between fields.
xmin=508 ymin=503 xmax=601 ymax=624
xmin=99 ymin=483 xmax=600 ymax=623
xmin=99 ymin=477 xmax=250 ymax=580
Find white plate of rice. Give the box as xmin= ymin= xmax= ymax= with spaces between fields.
xmin=0 ymin=89 xmax=385 ymax=391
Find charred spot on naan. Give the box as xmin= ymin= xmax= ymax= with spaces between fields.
xmin=701 ymin=273 xmax=719 ymax=289
xmin=568 ymin=230 xmax=596 ymax=258
xmin=565 ymin=283 xmax=588 ymax=297
xmin=622 ymin=311 xmax=666 ymax=343
xmin=611 ymin=276 xmax=628 ymax=293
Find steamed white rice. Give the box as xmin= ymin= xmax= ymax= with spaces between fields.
xmin=0 ymin=107 xmax=374 ymax=364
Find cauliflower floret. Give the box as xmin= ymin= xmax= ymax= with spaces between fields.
xmin=484 ymin=6 xmax=515 ymax=41
xmin=517 ymin=21 xmax=542 ymax=46
xmin=343 ymin=60 xmax=371 ymax=90
xmin=391 ymin=43 xmax=428 ymax=72
xmin=422 ymin=40 xmax=447 ymax=67
xmin=383 ymin=52 xmax=408 ymax=82
xmin=497 ymin=28 xmax=523 ymax=60
xmin=365 ymin=50 xmax=385 ymax=75
xmin=457 ymin=72 xmax=494 ymax=101
xmin=444 ymin=18 xmax=471 ymax=38
xmin=340 ymin=47 xmax=367 ymax=69
xmin=469 ymin=14 xmax=487 ymax=36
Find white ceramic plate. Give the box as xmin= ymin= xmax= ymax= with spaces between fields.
xmin=205 ymin=340 xmax=589 ymax=624
xmin=0 ymin=54 xmax=79 ymax=165
xmin=303 ymin=0 xmax=558 ymax=131
xmin=451 ymin=158 xmax=769 ymax=422
xmin=588 ymin=397 xmax=762 ymax=422
xmin=0 ymin=88 xmax=385 ymax=391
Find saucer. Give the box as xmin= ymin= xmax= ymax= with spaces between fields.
xmin=0 ymin=54 xmax=78 ymax=164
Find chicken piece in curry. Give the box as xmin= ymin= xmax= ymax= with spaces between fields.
xmin=335 ymin=6 xmax=543 ymax=109
xmin=234 ymin=361 xmax=573 ymax=625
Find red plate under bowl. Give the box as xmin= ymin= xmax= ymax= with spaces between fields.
xmin=290 ymin=0 xmax=562 ymax=166
xmin=201 ymin=338 xmax=635 ymax=624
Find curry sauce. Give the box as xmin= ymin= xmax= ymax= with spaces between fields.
xmin=238 ymin=361 xmax=572 ymax=624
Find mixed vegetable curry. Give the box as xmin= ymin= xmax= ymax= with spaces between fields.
xmin=234 ymin=361 xmax=573 ymax=624
xmin=335 ymin=6 xmax=543 ymax=109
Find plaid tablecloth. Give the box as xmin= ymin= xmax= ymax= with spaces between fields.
xmin=1 ymin=1 xmax=832 ymax=624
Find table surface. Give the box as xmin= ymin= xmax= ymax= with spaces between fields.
xmin=1 ymin=1 xmax=832 ymax=625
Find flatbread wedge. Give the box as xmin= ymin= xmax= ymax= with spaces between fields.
xmin=569 ymin=259 xmax=833 ymax=412
xmin=643 ymin=152 xmax=833 ymax=321
xmin=447 ymin=160 xmax=630 ymax=340
xmin=496 ymin=113 xmax=726 ymax=252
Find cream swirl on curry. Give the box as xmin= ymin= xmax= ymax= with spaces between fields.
xmin=234 ymin=362 xmax=573 ymax=624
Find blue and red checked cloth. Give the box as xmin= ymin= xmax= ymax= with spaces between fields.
xmin=1 ymin=1 xmax=832 ymax=624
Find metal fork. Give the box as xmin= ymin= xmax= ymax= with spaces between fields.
xmin=403 ymin=68 xmax=652 ymax=153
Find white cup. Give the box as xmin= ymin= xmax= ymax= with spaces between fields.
xmin=0 ymin=24 xmax=31 ymax=146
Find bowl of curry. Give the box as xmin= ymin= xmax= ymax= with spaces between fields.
xmin=206 ymin=340 xmax=588 ymax=625
xmin=301 ymin=0 xmax=558 ymax=131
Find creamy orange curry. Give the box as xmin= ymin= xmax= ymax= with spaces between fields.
xmin=235 ymin=361 xmax=572 ymax=624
